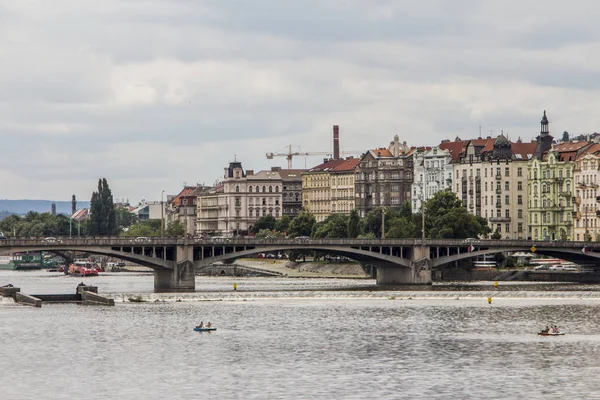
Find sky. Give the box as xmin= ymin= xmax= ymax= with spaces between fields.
xmin=2 ymin=0 xmax=600 ymax=203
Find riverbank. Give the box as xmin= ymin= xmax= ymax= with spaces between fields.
xmin=204 ymin=258 xmax=371 ymax=278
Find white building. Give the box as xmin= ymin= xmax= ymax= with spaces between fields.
xmin=196 ymin=161 xmax=283 ymax=235
xmin=411 ymin=146 xmax=453 ymax=212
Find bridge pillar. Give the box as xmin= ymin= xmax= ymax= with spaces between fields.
xmin=376 ymin=246 xmax=431 ymax=285
xmin=153 ymin=245 xmax=195 ymax=292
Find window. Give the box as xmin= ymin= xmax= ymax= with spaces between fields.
xmin=505 ymin=223 xmax=510 ymax=233
xmin=517 ymin=195 xmax=523 ymax=205
xmin=505 ymin=167 xmax=509 ymax=177
xmin=262 ymin=186 xmax=266 ymax=193
xmin=517 ymin=167 xmax=523 ymax=177
xmin=518 ymin=209 xmax=523 ymax=219
xmin=505 ymin=209 xmax=510 ymax=218
xmin=235 ymin=198 xmax=241 ymax=207
xmin=518 ymin=223 xmax=523 ymax=233
xmin=262 ymin=199 xmax=266 ymax=206
xmin=236 ymin=185 xmax=240 ymax=192
xmin=505 ymin=181 xmax=509 ymax=191
xmin=517 ymin=181 xmax=523 ymax=191
xmin=269 ymin=186 xmax=273 ymax=193
xmin=249 ymin=210 xmax=253 ymax=217
xmin=505 ymin=195 xmax=510 ymax=205
xmin=276 ymin=186 xmax=279 ymax=192
xmin=249 ymin=186 xmax=253 ymax=193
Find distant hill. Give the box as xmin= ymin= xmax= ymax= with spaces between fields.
xmin=0 ymin=200 xmax=91 ymax=217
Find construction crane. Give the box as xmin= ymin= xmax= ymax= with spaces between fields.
xmin=266 ymin=145 xmax=361 ymax=169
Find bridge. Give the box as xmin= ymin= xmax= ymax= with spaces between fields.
xmin=1 ymin=237 xmax=599 ymax=292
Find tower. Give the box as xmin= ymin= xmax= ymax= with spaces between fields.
xmin=71 ymin=194 xmax=76 ymax=215
xmin=532 ymin=110 xmax=553 ymax=160
xmin=333 ymin=125 xmax=340 ymax=160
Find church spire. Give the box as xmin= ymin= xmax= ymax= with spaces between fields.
xmin=540 ymin=110 xmax=549 ymax=135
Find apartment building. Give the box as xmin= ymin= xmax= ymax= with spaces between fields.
xmin=449 ymin=134 xmax=535 ymax=239
xmin=196 ymin=161 xmax=282 ymax=235
xmin=302 ymin=157 xmax=360 ymax=222
xmin=411 ymin=146 xmax=453 ymax=212
xmin=354 ymin=135 xmax=414 ymax=217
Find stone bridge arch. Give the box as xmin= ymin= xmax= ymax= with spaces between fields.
xmin=0 ymin=245 xmax=173 ymax=270
xmin=195 ymin=245 xmax=412 ymax=269
xmin=431 ymin=247 xmax=600 ymax=267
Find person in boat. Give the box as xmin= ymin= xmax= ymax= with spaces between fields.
xmin=206 ymin=322 xmax=212 ymax=328
xmin=198 ymin=321 xmax=204 ymax=329
xmin=553 ymin=326 xmax=559 ymax=333
xmin=542 ymin=326 xmax=550 ymax=334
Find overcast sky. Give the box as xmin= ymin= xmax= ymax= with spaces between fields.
xmin=2 ymin=1 xmax=599 ymax=203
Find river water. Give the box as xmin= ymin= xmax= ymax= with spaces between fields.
xmin=3 ymin=271 xmax=600 ymax=399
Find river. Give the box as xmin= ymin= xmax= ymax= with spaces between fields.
xmin=2 ymin=270 xmax=600 ymax=399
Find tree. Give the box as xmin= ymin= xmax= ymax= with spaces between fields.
xmin=115 ymin=207 xmax=138 ymax=231
xmin=287 ymin=211 xmax=316 ymax=238
xmin=562 ymin=131 xmax=569 ymax=142
xmin=121 ymin=219 xmax=161 ymax=237
xmin=251 ymin=215 xmax=277 ymax=234
xmin=386 ymin=216 xmax=418 ymax=238
xmin=491 ymin=230 xmax=502 ymax=240
xmin=89 ymin=178 xmax=117 ymax=236
xmin=347 ymin=209 xmax=360 ymax=238
xmin=312 ymin=214 xmax=348 ymax=238
xmin=425 ymin=191 xmax=489 ymax=239
xmin=275 ymin=215 xmax=291 ymax=234
xmin=363 ymin=208 xmax=387 ymax=238
xmin=165 ymin=220 xmax=185 ymax=236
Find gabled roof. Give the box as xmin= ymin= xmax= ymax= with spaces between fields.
xmin=308 ymin=157 xmax=359 ymax=173
xmin=439 ymin=140 xmax=468 ymax=162
xmin=278 ymin=169 xmax=307 ymax=180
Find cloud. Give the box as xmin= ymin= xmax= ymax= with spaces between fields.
xmin=1 ymin=0 xmax=599 ymax=202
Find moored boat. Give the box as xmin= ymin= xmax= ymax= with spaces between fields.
xmin=538 ymin=332 xmax=565 ymax=336
xmin=0 ymin=253 xmax=49 ymax=270
xmin=68 ymin=259 xmax=101 ymax=277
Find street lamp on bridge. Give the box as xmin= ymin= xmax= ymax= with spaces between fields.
xmin=161 ymin=190 xmax=165 ymax=236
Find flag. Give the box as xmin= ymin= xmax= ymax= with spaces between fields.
xmin=582 ymin=246 xmax=587 ymax=254
xmin=468 ymin=245 xmax=474 ymax=252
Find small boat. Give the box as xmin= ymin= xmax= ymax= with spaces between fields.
xmin=193 ymin=327 xmax=217 ymax=332
xmin=538 ymin=332 xmax=565 ymax=336
xmin=68 ymin=259 xmax=101 ymax=277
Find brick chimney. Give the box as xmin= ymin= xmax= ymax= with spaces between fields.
xmin=333 ymin=125 xmax=340 ymax=160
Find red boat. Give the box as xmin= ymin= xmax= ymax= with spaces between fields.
xmin=68 ymin=259 xmax=101 ymax=277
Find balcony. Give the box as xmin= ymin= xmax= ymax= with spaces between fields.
xmin=495 ymin=188 xmax=502 ymax=194
xmin=591 ymin=183 xmax=599 ymax=188
xmin=468 ymin=190 xmax=474 ymax=195
xmin=495 ymin=203 xmax=502 ymax=209
xmin=469 ymin=176 xmax=473 ymax=182
xmin=597 ymin=195 xmax=600 ymax=203
xmin=577 ymin=182 xmax=587 ymax=188
xmin=489 ymin=217 xmax=511 ymax=223
xmin=495 ymin=175 xmax=502 ymax=180
xmin=572 ymin=211 xmax=581 ymax=219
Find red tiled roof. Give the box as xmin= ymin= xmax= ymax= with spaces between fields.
xmin=308 ymin=157 xmax=359 ymax=173
xmin=511 ymin=142 xmax=537 ymax=159
xmin=439 ymin=140 xmax=468 ymax=162
xmin=579 ymin=143 xmax=600 ymax=158
xmin=368 ymin=148 xmax=393 ymax=157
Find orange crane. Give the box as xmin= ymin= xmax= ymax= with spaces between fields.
xmin=266 ymin=145 xmax=362 ymax=168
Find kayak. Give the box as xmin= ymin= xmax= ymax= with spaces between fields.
xmin=538 ymin=332 xmax=565 ymax=336
xmin=194 ymin=327 xmax=217 ymax=332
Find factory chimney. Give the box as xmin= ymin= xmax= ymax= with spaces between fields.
xmin=333 ymin=125 xmax=340 ymax=160
xmin=71 ymin=194 xmax=77 ymax=216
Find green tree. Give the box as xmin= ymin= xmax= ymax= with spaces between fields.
xmin=115 ymin=207 xmax=138 ymax=231
xmin=562 ymin=131 xmax=569 ymax=142
xmin=288 ymin=211 xmax=316 ymax=238
xmin=425 ymin=191 xmax=488 ymax=239
xmin=251 ymin=215 xmax=277 ymax=234
xmin=347 ymin=209 xmax=360 ymax=238
xmin=312 ymin=214 xmax=348 ymax=238
xmin=275 ymin=215 xmax=291 ymax=234
xmin=491 ymin=230 xmax=502 ymax=240
xmin=165 ymin=220 xmax=185 ymax=236
xmin=386 ymin=216 xmax=418 ymax=238
xmin=89 ymin=178 xmax=117 ymax=236
xmin=121 ymin=219 xmax=161 ymax=237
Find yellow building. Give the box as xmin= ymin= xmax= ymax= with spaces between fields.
xmin=302 ymin=158 xmax=360 ymax=222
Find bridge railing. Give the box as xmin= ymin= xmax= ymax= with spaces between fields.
xmin=0 ymin=236 xmax=596 ymax=249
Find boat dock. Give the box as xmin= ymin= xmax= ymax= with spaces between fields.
xmin=0 ymin=283 xmax=115 ymax=307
